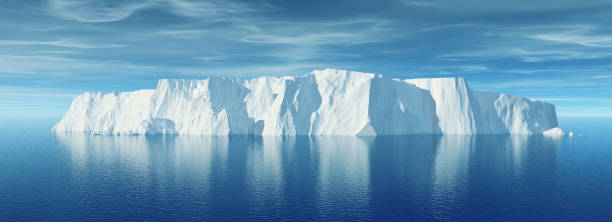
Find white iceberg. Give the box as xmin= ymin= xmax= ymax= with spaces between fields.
xmin=52 ymin=69 xmax=562 ymax=135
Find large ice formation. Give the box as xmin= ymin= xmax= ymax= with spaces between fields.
xmin=52 ymin=69 xmax=560 ymax=135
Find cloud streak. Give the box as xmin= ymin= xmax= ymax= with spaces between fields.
xmin=0 ymin=39 xmax=124 ymax=48
xmin=47 ymin=0 xmax=262 ymax=23
xmin=531 ymin=33 xmax=612 ymax=48
xmin=434 ymin=24 xmax=612 ymax=62
xmin=48 ymin=0 xmax=153 ymax=22
xmin=242 ymin=19 xmax=389 ymax=45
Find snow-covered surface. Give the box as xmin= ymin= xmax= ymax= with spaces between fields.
xmin=52 ymin=69 xmax=561 ymax=135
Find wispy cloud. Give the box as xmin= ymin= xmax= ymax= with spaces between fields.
xmin=555 ymin=106 xmax=612 ymax=117
xmin=0 ymin=86 xmax=80 ymax=101
xmin=164 ymin=0 xmax=259 ymax=19
xmin=156 ymin=29 xmax=211 ymax=39
xmin=401 ymin=0 xmax=440 ymax=7
xmin=418 ymin=23 xmax=482 ymax=32
xmin=47 ymin=0 xmax=262 ymax=23
xmin=241 ymin=32 xmax=378 ymax=46
xmin=436 ymin=24 xmax=612 ymax=62
xmin=48 ymin=0 xmax=153 ymax=22
xmin=0 ymin=54 xmax=157 ymax=76
xmin=0 ymin=39 xmax=124 ymax=48
xmin=510 ymin=48 xmax=612 ymax=62
xmin=531 ymin=97 xmax=612 ymax=102
xmin=470 ymin=79 xmax=597 ymax=91
xmin=590 ymin=75 xmax=612 ymax=79
xmin=0 ymin=92 xmax=77 ymax=98
xmin=0 ymin=53 xmax=319 ymax=78
xmin=166 ymin=63 xmax=324 ymax=76
xmin=399 ymin=64 xmax=491 ymax=76
xmin=194 ymin=54 xmax=229 ymax=63
xmin=398 ymin=0 xmax=612 ymax=12
xmin=24 ymin=26 xmax=68 ymax=32
xmin=240 ymin=19 xmax=390 ymax=46
xmin=530 ymin=33 xmax=612 ymax=48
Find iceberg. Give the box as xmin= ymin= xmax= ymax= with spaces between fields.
xmin=52 ymin=69 xmax=561 ymax=135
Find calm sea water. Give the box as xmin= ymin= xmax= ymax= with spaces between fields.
xmin=1 ymin=117 xmax=611 ymax=221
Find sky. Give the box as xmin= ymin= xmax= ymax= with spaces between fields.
xmin=1 ymin=0 xmax=612 ymax=118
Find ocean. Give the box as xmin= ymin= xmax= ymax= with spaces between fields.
xmin=1 ymin=117 xmax=611 ymax=221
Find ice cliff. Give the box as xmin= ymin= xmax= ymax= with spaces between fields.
xmin=52 ymin=69 xmax=560 ymax=135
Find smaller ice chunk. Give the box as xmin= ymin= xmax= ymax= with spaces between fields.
xmin=543 ymin=127 xmax=566 ymax=137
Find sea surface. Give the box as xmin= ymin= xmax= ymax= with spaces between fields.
xmin=1 ymin=117 xmax=611 ymax=221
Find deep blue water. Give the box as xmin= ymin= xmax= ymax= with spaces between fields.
xmin=1 ymin=117 xmax=612 ymax=221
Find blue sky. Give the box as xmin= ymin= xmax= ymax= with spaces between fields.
xmin=1 ymin=0 xmax=611 ymax=118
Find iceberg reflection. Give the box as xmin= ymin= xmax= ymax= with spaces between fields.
xmin=312 ymin=136 xmax=372 ymax=217
xmin=55 ymin=133 xmax=150 ymax=179
xmin=245 ymin=136 xmax=286 ymax=211
xmin=431 ymin=135 xmax=474 ymax=220
xmin=53 ymin=133 xmax=563 ymax=220
xmin=427 ymin=134 xmax=561 ymax=220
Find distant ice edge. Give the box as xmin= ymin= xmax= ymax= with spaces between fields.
xmin=52 ymin=69 xmax=562 ymax=136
